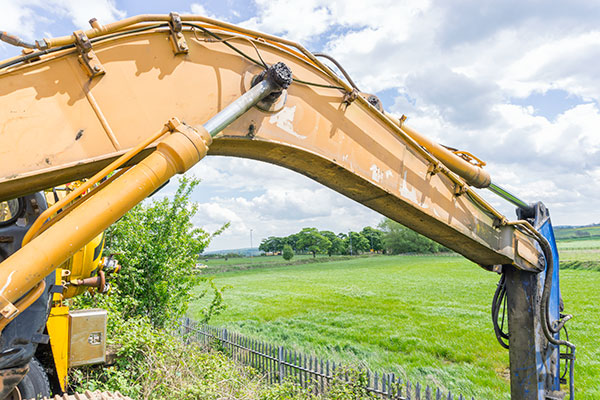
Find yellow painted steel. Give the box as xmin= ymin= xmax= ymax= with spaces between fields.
xmin=45 ymin=187 xmax=107 ymax=299
xmin=59 ymin=233 xmax=105 ymax=299
xmin=0 ymin=119 xmax=211 ymax=323
xmin=46 ymin=305 xmax=69 ymax=392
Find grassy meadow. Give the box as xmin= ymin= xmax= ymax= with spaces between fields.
xmin=191 ymin=247 xmax=599 ymax=399
xmin=558 ymin=239 xmax=600 ymax=270
xmin=200 ymin=254 xmax=368 ymax=273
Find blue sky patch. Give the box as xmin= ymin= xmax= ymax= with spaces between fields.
xmin=510 ymin=89 xmax=585 ymax=121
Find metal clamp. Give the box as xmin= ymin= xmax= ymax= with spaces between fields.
xmin=168 ymin=12 xmax=189 ymax=54
xmin=427 ymin=162 xmax=441 ymax=176
xmin=343 ymin=89 xmax=359 ymax=105
xmin=454 ymin=183 xmax=467 ymax=197
xmin=73 ymin=30 xmax=105 ymax=77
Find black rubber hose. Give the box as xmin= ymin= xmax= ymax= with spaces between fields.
xmin=491 ymin=274 xmax=509 ymax=349
xmin=536 ymin=233 xmax=575 ymax=349
xmin=313 ymin=52 xmax=359 ymax=90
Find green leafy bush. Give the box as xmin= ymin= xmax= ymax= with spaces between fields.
xmin=97 ymin=176 xmax=228 ymax=328
xmin=282 ymin=244 xmax=294 ymax=261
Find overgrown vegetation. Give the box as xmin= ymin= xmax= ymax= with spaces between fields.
xmin=94 ymin=176 xmax=228 ymax=327
xmin=70 ymin=177 xmax=383 ymax=399
xmin=70 ymin=177 xmax=233 ymax=397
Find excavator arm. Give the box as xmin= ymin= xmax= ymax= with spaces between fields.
xmin=0 ymin=14 xmax=573 ymax=399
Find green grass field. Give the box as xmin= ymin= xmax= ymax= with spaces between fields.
xmin=202 ymin=254 xmax=321 ymax=266
xmin=200 ymin=254 xmax=369 ymax=273
xmin=554 ymin=224 xmax=600 ymax=240
xmin=190 ymin=250 xmax=599 ymax=399
xmin=557 ymin=239 xmax=600 ymax=270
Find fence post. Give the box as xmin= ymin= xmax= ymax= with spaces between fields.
xmin=184 ymin=317 xmax=190 ymax=344
xmin=278 ymin=346 xmax=284 ymax=383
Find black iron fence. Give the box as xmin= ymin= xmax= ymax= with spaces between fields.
xmin=179 ymin=318 xmax=474 ymax=400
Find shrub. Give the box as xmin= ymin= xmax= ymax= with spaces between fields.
xmin=282 ymin=244 xmax=294 ymax=260
xmin=97 ymin=176 xmax=228 ymax=328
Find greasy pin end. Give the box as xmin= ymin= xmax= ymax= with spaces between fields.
xmin=267 ymin=62 xmax=293 ymax=90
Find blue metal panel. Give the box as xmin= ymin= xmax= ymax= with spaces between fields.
xmin=538 ymin=219 xmax=562 ymax=390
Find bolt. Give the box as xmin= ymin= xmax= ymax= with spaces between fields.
xmin=177 ymin=32 xmax=183 ymax=38
xmin=93 ymin=65 xmax=100 ymax=72
xmin=247 ymin=123 xmax=256 ymax=138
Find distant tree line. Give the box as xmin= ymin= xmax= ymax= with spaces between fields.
xmin=259 ymin=219 xmax=449 ymax=257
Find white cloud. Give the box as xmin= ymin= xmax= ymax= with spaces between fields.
xmin=0 ymin=1 xmax=38 ymax=39
xmin=48 ymin=0 xmax=126 ymax=29
xmin=190 ymin=3 xmax=219 ymax=20
xmin=239 ymin=0 xmax=332 ymax=43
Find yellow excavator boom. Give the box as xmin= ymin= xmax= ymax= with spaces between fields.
xmin=0 ymin=13 xmax=571 ymax=400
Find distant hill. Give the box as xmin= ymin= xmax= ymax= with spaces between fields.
xmin=202 ymin=247 xmax=261 ymax=257
xmin=554 ymin=223 xmax=600 ymax=240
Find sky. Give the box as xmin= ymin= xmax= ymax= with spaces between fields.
xmin=1 ymin=0 xmax=599 ymax=251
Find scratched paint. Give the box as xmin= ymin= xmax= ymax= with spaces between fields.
xmin=268 ymin=106 xmax=307 ymax=139
xmin=370 ymin=164 xmax=383 ymax=183
xmin=400 ymin=170 xmax=428 ymax=208
xmin=0 ymin=271 xmax=15 ymax=295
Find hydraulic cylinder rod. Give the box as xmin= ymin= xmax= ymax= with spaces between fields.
xmin=0 ymin=62 xmax=292 ymax=325
xmin=487 ymin=182 xmax=531 ymax=211
xmin=384 ymin=112 xmax=533 ymax=211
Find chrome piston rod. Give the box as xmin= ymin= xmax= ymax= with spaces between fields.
xmin=203 ymin=62 xmax=292 ymax=136
xmin=487 ymin=182 xmax=531 ymax=211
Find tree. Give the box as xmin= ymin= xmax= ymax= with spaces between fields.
xmin=345 ymin=231 xmax=370 ymax=254
xmin=282 ymin=244 xmax=294 ymax=260
xmin=259 ymin=236 xmax=284 ymax=253
xmin=284 ymin=232 xmax=300 ymax=251
xmin=378 ymin=218 xmax=445 ymax=254
xmin=296 ymin=227 xmax=331 ymax=257
xmin=320 ymin=230 xmax=345 ymax=256
xmin=360 ymin=226 xmax=384 ymax=252
xmin=102 ymin=176 xmax=228 ymax=328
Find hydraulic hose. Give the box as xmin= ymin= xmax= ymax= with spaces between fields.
xmin=535 ymin=231 xmax=574 ymax=347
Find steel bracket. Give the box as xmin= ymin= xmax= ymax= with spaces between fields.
xmin=0 ymin=297 xmax=17 ymax=320
xmin=168 ymin=12 xmax=189 ymax=55
xmin=343 ymin=89 xmax=358 ymax=105
xmin=427 ymin=162 xmax=441 ymax=176
xmin=73 ymin=30 xmax=105 ymax=77
xmin=20 ymin=48 xmax=41 ymax=63
xmin=454 ymin=183 xmax=467 ymax=197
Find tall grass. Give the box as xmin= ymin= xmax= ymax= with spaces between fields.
xmin=191 ymin=254 xmax=600 ymax=399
